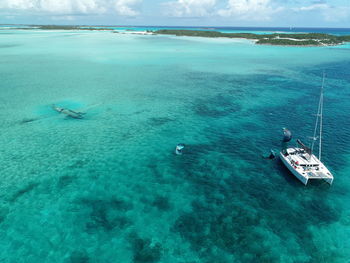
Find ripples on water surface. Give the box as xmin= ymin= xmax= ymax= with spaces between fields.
xmin=0 ymin=29 xmax=350 ymax=263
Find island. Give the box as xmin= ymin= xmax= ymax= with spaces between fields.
xmin=3 ymin=25 xmax=349 ymax=46
xmin=153 ymin=29 xmax=350 ymax=47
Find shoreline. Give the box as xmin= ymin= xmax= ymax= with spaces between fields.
xmin=1 ymin=25 xmax=349 ymax=47
xmin=153 ymin=29 xmax=350 ymax=47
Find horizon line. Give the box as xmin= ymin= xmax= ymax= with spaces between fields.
xmin=1 ymin=23 xmax=350 ymax=30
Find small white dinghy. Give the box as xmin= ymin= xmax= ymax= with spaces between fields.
xmin=280 ymin=75 xmax=334 ymax=185
xmin=175 ymin=144 xmax=185 ymax=155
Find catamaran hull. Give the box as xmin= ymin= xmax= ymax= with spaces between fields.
xmin=279 ymin=152 xmax=333 ymax=185
xmin=280 ymin=152 xmax=308 ymax=185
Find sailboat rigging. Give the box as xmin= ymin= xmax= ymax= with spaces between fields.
xmin=279 ymin=74 xmax=334 ymax=185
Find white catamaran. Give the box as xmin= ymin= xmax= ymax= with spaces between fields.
xmin=279 ymin=75 xmax=334 ymax=185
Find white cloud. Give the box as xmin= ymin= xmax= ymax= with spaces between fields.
xmin=0 ymin=0 xmax=36 ymax=10
xmin=293 ymin=3 xmax=328 ymax=11
xmin=0 ymin=0 xmax=142 ymax=16
xmin=322 ymin=6 xmax=350 ymax=22
xmin=114 ymin=0 xmax=141 ymax=16
xmin=50 ymin=15 xmax=76 ymax=21
xmin=163 ymin=0 xmax=216 ymax=17
xmin=293 ymin=3 xmax=350 ymax=22
xmin=218 ymin=0 xmax=283 ymax=21
xmin=40 ymin=0 xmax=104 ymax=14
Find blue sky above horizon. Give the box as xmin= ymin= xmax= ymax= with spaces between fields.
xmin=0 ymin=0 xmax=349 ymax=27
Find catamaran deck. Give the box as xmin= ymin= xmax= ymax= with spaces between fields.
xmin=280 ymin=149 xmax=333 ymax=185
xmin=306 ymin=171 xmax=333 ymax=180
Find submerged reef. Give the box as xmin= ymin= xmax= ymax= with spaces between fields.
xmin=77 ymin=198 xmax=133 ymax=232
xmin=9 ymin=182 xmax=40 ymax=202
xmin=128 ymin=233 xmax=163 ymax=263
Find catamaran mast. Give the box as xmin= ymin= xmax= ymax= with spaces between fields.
xmin=311 ymin=73 xmax=325 ymax=160
xmin=319 ymin=74 xmax=324 ymax=161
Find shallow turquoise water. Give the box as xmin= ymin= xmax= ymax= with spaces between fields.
xmin=0 ymin=29 xmax=350 ymax=263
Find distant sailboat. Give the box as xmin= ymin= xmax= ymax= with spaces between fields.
xmin=279 ymin=75 xmax=334 ymax=185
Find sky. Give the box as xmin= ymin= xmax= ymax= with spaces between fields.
xmin=0 ymin=0 xmax=349 ymax=27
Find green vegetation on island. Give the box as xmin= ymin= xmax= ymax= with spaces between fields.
xmin=256 ymin=38 xmax=321 ymax=46
xmin=154 ymin=29 xmax=350 ymax=46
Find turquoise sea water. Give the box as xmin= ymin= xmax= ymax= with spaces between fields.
xmin=0 ymin=29 xmax=350 ymax=263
